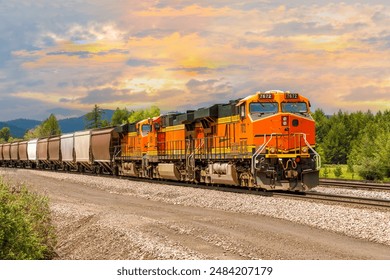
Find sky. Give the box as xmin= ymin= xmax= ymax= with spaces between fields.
xmin=0 ymin=0 xmax=389 ymax=120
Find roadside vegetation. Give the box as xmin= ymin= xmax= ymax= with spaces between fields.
xmin=313 ymin=109 xmax=390 ymax=181
xmin=0 ymin=177 xmax=56 ymax=259
xmin=320 ymin=164 xmax=361 ymax=180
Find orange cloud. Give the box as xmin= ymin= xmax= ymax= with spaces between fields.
xmin=134 ymin=4 xmax=234 ymax=17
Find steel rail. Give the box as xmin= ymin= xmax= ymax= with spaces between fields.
xmin=273 ymin=191 xmax=390 ymax=209
xmin=319 ymin=179 xmax=390 ymax=191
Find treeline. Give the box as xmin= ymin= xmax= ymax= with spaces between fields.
xmin=0 ymin=105 xmax=161 ymax=143
xmin=87 ymin=105 xmax=160 ymax=128
xmin=312 ymin=109 xmax=390 ymax=180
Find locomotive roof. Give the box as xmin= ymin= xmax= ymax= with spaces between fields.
xmin=236 ymin=90 xmax=309 ymax=107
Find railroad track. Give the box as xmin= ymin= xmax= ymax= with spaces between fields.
xmin=273 ymin=191 xmax=390 ymax=209
xmin=319 ymin=179 xmax=390 ymax=191
xmin=142 ymin=176 xmax=390 ymax=209
xmin=3 ymin=167 xmax=390 ymax=209
xmin=68 ymin=171 xmax=390 ymax=209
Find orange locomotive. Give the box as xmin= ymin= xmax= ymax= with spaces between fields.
xmin=119 ymin=90 xmax=320 ymax=191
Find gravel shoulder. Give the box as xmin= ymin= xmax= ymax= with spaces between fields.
xmin=1 ymin=168 xmax=390 ymax=260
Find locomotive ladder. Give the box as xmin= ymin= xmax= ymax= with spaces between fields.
xmin=185 ymin=139 xmax=204 ymax=181
xmin=251 ymin=134 xmax=275 ymax=176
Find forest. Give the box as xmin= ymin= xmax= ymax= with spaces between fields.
xmin=312 ymin=109 xmax=390 ymax=181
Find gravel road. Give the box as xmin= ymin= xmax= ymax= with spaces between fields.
xmin=1 ymin=168 xmax=390 ymax=260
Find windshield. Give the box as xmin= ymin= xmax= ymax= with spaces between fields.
xmin=250 ymin=102 xmax=278 ymax=114
xmin=281 ymin=102 xmax=308 ymax=113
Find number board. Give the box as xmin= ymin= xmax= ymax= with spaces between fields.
xmin=259 ymin=93 xmax=273 ymax=99
xmin=285 ymin=93 xmax=299 ymax=99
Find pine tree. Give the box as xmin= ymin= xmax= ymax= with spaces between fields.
xmin=41 ymin=114 xmax=61 ymax=137
xmin=24 ymin=114 xmax=61 ymax=139
xmin=111 ymin=107 xmax=132 ymax=126
xmin=84 ymin=104 xmax=105 ymax=129
xmin=127 ymin=106 xmax=160 ymax=123
xmin=0 ymin=127 xmax=11 ymax=142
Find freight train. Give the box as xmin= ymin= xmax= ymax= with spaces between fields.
xmin=0 ymin=90 xmax=320 ymax=191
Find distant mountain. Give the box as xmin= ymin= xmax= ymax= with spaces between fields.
xmin=58 ymin=116 xmax=85 ymax=133
xmin=45 ymin=107 xmax=86 ymax=120
xmin=0 ymin=121 xmax=28 ymax=138
xmin=60 ymin=110 xmax=115 ymax=133
xmin=5 ymin=119 xmax=41 ymax=131
xmin=0 ymin=109 xmax=115 ymax=138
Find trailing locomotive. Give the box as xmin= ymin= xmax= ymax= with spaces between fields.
xmin=0 ymin=90 xmax=320 ymax=191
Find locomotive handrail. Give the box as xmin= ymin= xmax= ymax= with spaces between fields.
xmin=276 ymin=132 xmax=321 ymax=170
xmin=250 ymin=133 xmax=321 ymax=176
xmin=113 ymin=145 xmax=121 ymax=159
xmin=186 ymin=139 xmax=202 ymax=168
xmin=299 ymin=133 xmax=321 ymax=170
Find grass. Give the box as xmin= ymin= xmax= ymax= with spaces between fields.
xmin=320 ymin=164 xmax=360 ymax=180
xmin=320 ymin=164 xmax=390 ymax=182
xmin=0 ymin=177 xmax=56 ymax=259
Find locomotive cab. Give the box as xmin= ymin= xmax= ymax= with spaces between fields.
xmin=137 ymin=117 xmax=162 ymax=158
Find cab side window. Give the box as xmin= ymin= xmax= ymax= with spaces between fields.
xmin=141 ymin=124 xmax=151 ymax=137
xmin=240 ymin=103 xmax=246 ymax=119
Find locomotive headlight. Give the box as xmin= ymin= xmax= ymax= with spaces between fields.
xmin=281 ymin=116 xmax=289 ymax=126
xmin=269 ymin=147 xmax=276 ymax=154
xmin=301 ymin=147 xmax=308 ymax=153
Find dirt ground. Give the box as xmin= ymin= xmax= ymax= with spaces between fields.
xmin=3 ymin=168 xmax=390 ymax=260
